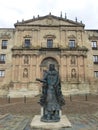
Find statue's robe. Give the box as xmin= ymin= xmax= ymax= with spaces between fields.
xmin=40 ymin=70 xmax=65 ymax=110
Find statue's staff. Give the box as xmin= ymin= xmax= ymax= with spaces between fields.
xmin=36 ymin=78 xmax=47 ymax=83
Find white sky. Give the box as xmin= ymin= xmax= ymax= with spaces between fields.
xmin=0 ymin=0 xmax=98 ymax=29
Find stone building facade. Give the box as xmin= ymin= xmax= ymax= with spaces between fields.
xmin=0 ymin=14 xmax=98 ymax=97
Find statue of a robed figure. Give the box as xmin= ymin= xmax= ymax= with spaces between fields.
xmin=36 ymin=64 xmax=65 ymax=122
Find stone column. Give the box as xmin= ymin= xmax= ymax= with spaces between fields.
xmin=60 ymin=29 xmax=65 ymax=47
xmin=32 ymin=29 xmax=38 ymax=47
xmin=78 ymin=56 xmax=85 ymax=82
xmin=36 ymin=55 xmax=40 ymax=79
xmin=29 ymin=55 xmax=32 ymax=82
xmin=60 ymin=55 xmax=67 ymax=81
xmin=66 ymin=55 xmax=70 ymax=81
xmin=12 ymin=55 xmax=15 ymax=81
xmin=18 ymin=55 xmax=22 ymax=82
xmin=60 ymin=55 xmax=64 ymax=81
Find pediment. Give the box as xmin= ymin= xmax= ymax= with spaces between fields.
xmin=15 ymin=14 xmax=84 ymax=27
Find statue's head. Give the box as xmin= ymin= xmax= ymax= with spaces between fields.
xmin=49 ymin=64 xmax=55 ymax=71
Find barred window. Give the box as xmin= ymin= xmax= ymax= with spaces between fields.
xmin=2 ymin=40 xmax=8 ymax=49
xmin=47 ymin=39 xmax=53 ymax=48
xmin=91 ymin=41 xmax=97 ymax=48
xmin=0 ymin=70 xmax=5 ymax=77
xmin=0 ymin=54 xmax=6 ymax=64
xmin=69 ymin=40 xmax=75 ymax=48
xmin=24 ymin=39 xmax=30 ymax=47
xmin=93 ymin=55 xmax=98 ymax=62
xmin=94 ymin=71 xmax=98 ymax=78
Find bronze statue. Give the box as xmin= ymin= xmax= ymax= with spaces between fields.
xmin=36 ymin=64 xmax=65 ymax=122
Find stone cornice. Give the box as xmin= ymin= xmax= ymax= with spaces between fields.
xmin=61 ymin=50 xmax=87 ymax=57
xmin=61 ymin=46 xmax=88 ymax=51
xmin=0 ymin=33 xmax=11 ymax=39
xmin=12 ymin=45 xmax=88 ymax=57
xmin=89 ymin=35 xmax=98 ymax=40
xmin=12 ymin=46 xmax=39 ymax=56
xmin=43 ymin=34 xmax=56 ymax=39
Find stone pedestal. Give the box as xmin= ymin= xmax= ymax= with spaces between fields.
xmin=30 ymin=115 xmax=72 ymax=130
xmin=40 ymin=107 xmax=62 ymax=122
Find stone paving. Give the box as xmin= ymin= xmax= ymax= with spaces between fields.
xmin=0 ymin=95 xmax=98 ymax=130
xmin=0 ymin=113 xmax=98 ymax=130
xmin=67 ymin=113 xmax=98 ymax=130
xmin=0 ymin=114 xmax=30 ymax=130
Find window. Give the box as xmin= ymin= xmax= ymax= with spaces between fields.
xmin=93 ymin=55 xmax=98 ymax=63
xmin=24 ymin=39 xmax=30 ymax=47
xmin=0 ymin=70 xmax=5 ymax=77
xmin=91 ymin=41 xmax=97 ymax=49
xmin=0 ymin=54 xmax=6 ymax=64
xmin=94 ymin=71 xmax=98 ymax=78
xmin=47 ymin=39 xmax=53 ymax=48
xmin=2 ymin=40 xmax=8 ymax=49
xmin=93 ymin=55 xmax=98 ymax=62
xmin=69 ymin=40 xmax=75 ymax=48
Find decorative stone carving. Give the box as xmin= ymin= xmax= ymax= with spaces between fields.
xmin=43 ymin=34 xmax=56 ymax=39
xmin=23 ymin=68 xmax=28 ymax=78
xmin=71 ymin=69 xmax=76 ymax=78
xmin=68 ymin=35 xmax=76 ymax=39
xmin=89 ymin=35 xmax=98 ymax=40
xmin=0 ymin=33 xmax=11 ymax=39
xmin=46 ymin=18 xmax=53 ymax=25
xmin=24 ymin=55 xmax=29 ymax=64
xmin=23 ymin=35 xmax=32 ymax=38
xmin=71 ymin=56 xmax=76 ymax=64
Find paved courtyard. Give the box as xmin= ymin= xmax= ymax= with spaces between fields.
xmin=0 ymin=94 xmax=98 ymax=130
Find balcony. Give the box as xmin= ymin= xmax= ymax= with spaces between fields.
xmin=92 ymin=47 xmax=98 ymax=50
xmin=94 ymin=61 xmax=98 ymax=64
xmin=41 ymin=42 xmax=59 ymax=48
xmin=0 ymin=61 xmax=5 ymax=64
xmin=2 ymin=46 xmax=7 ymax=49
xmin=39 ymin=42 xmax=61 ymax=51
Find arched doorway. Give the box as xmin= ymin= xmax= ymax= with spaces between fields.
xmin=40 ymin=57 xmax=59 ymax=78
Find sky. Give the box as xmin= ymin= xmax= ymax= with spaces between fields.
xmin=0 ymin=0 xmax=98 ymax=29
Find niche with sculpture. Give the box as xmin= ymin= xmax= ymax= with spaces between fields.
xmin=23 ymin=68 xmax=28 ymax=78
xmin=70 ymin=56 xmax=76 ymax=65
xmin=71 ymin=69 xmax=76 ymax=78
xmin=24 ymin=55 xmax=29 ymax=64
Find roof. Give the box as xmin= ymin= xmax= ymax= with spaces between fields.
xmin=14 ymin=13 xmax=85 ymax=27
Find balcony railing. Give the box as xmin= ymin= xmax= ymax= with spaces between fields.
xmin=94 ymin=61 xmax=98 ymax=64
xmin=92 ymin=47 xmax=98 ymax=50
xmin=41 ymin=42 xmax=59 ymax=48
xmin=2 ymin=46 xmax=7 ymax=49
xmin=0 ymin=61 xmax=5 ymax=64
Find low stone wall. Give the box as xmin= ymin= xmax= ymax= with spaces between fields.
xmin=0 ymin=89 xmax=8 ymax=97
xmin=89 ymin=84 xmax=98 ymax=94
xmin=0 ymin=83 xmax=98 ymax=97
xmin=62 ymin=83 xmax=90 ymax=96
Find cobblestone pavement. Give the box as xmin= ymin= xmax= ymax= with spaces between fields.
xmin=0 ymin=95 xmax=98 ymax=130
xmin=0 ymin=113 xmax=98 ymax=130
xmin=0 ymin=114 xmax=30 ymax=130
